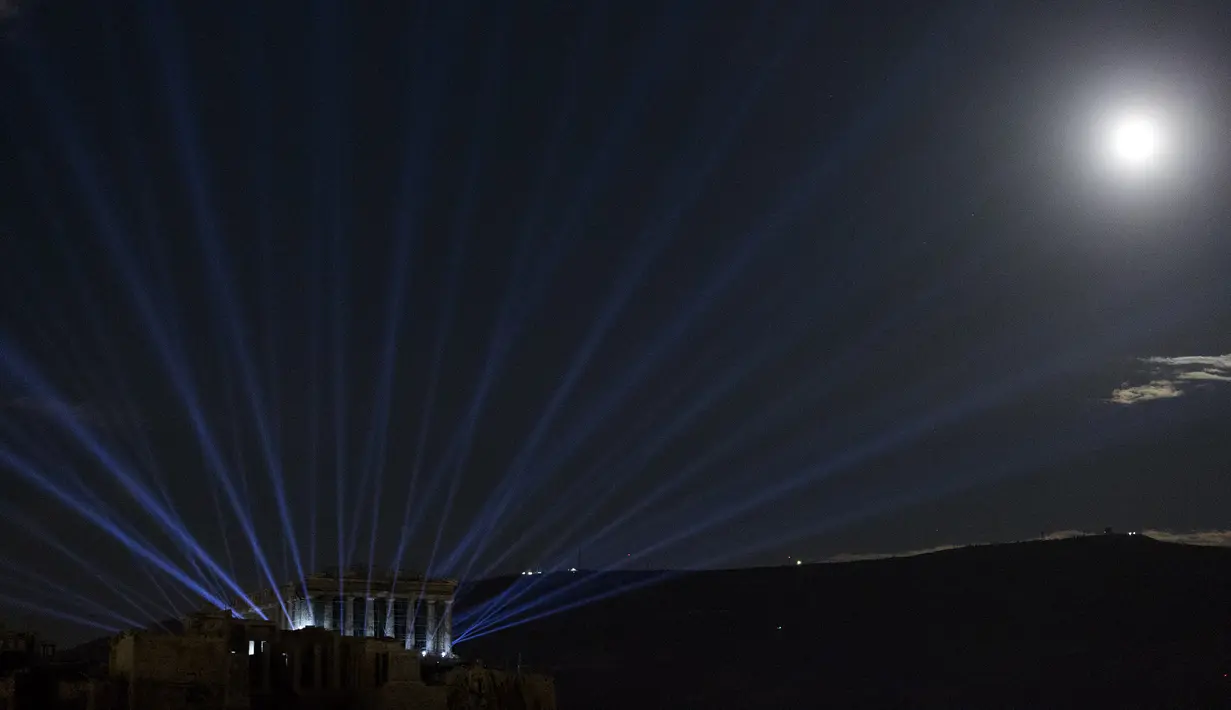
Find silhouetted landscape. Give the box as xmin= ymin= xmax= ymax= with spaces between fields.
xmin=7 ymin=1 xmax=1231 ymax=707
xmin=456 ymin=534 xmax=1231 ymax=709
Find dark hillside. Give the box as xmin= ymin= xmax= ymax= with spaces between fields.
xmin=455 ymin=535 xmax=1231 ymax=708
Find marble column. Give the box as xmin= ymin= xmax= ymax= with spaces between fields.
xmin=403 ymin=597 xmax=414 ymax=650
xmin=425 ymin=600 xmax=437 ymax=653
xmin=365 ymin=597 xmax=376 ymax=637
xmin=382 ymin=597 xmax=394 ymax=638
xmin=440 ymin=600 xmax=453 ymax=656
xmin=343 ymin=596 xmax=355 ymax=637
xmin=411 ymin=598 xmax=421 ymax=650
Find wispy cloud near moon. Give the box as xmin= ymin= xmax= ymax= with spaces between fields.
xmin=1108 ymin=354 xmax=1231 ymax=404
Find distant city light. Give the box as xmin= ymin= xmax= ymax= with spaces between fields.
xmin=795 ymin=560 xmax=801 ymax=566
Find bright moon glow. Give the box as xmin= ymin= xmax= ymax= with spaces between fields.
xmin=1105 ymin=111 xmax=1165 ymax=171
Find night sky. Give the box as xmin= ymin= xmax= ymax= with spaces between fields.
xmin=2 ymin=0 xmax=1231 ymax=644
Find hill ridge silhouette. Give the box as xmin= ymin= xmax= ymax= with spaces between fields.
xmin=457 ymin=532 xmax=1231 ymax=709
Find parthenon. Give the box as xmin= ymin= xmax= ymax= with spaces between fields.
xmin=233 ymin=566 xmax=456 ymax=657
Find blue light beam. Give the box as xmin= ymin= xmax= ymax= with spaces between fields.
xmin=0 ymin=589 xmax=122 ymax=634
xmin=0 ymin=445 xmax=235 ymax=612
xmin=390 ymin=0 xmax=611 ymax=579
xmin=447 ymin=0 xmax=802 ymax=577
xmin=11 ymin=47 xmax=282 ymax=619
xmin=139 ymin=0 xmax=307 ymax=606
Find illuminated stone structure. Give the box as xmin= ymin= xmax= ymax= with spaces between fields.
xmin=95 ymin=609 xmax=556 ymax=710
xmin=233 ymin=567 xmax=457 ymax=657
xmin=108 ymin=609 xmax=447 ymax=708
xmin=0 ymin=622 xmax=55 ymax=669
xmin=0 ymin=611 xmax=555 ymax=710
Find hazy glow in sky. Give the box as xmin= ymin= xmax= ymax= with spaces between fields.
xmin=1107 ymin=112 xmax=1164 ymax=169
xmin=1080 ymin=96 xmax=1196 ymax=199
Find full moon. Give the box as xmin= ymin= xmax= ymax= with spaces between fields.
xmin=1109 ymin=114 xmax=1161 ymax=164
xmin=1105 ymin=111 xmax=1166 ymax=171
xmin=1076 ymin=85 xmax=1204 ymax=199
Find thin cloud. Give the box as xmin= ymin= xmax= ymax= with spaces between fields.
xmin=1146 ymin=355 xmax=1231 ymax=369
xmin=1040 ymin=529 xmax=1088 ymax=540
xmin=1142 ymin=529 xmax=1231 ymax=547
xmin=1108 ymin=354 xmax=1231 ymax=405
xmin=818 ymin=531 xmax=1091 ymax=564
xmin=820 ymin=545 xmax=961 ymax=564
xmin=1109 ymin=380 xmax=1183 ymax=405
xmin=1176 ymin=371 xmax=1231 ymax=382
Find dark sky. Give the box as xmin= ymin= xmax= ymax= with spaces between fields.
xmin=2 ymin=0 xmax=1231 ymax=643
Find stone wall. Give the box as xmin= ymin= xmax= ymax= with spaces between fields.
xmin=55 ymin=678 xmax=90 ymax=709
xmin=109 ymin=632 xmax=234 ymax=710
xmin=13 ymin=617 xmax=554 ymax=710
xmin=353 ymin=638 xmax=423 ymax=687
xmin=107 ymin=639 xmax=132 ymax=680
xmin=129 ymin=679 xmax=223 ymax=710
xmin=387 ymin=648 xmax=421 ymax=684
xmin=87 ymin=678 xmax=123 ymax=710
xmin=129 ymin=636 xmax=227 ymax=684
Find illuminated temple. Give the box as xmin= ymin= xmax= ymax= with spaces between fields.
xmin=234 ymin=566 xmax=457 ymax=657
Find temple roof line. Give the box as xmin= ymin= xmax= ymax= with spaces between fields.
xmin=305 ymin=565 xmax=458 ymax=583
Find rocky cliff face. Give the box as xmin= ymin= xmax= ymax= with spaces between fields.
xmin=441 ymin=666 xmax=556 ymax=710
